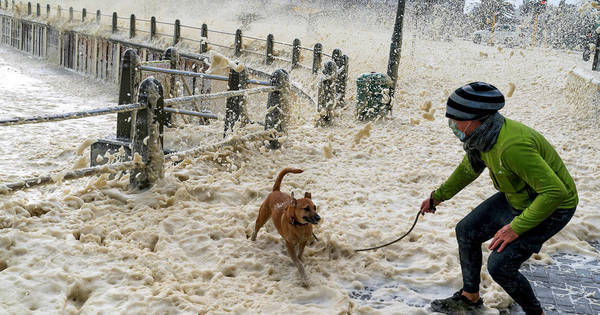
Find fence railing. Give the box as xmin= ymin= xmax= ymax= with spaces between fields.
xmin=1 ymin=1 xmax=349 ymax=77
xmin=0 ymin=48 xmax=288 ymax=194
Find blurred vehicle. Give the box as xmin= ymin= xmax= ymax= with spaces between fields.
xmin=472 ymin=24 xmax=523 ymax=47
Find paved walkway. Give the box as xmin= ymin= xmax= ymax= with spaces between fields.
xmin=505 ymin=242 xmax=600 ymax=315
xmin=350 ymin=241 xmax=600 ymax=314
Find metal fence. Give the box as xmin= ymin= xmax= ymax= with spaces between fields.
xmin=0 ymin=47 xmax=288 ymax=194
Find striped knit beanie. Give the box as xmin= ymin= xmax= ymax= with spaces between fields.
xmin=446 ymin=82 xmax=505 ymax=121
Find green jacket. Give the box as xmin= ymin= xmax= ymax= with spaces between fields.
xmin=433 ymin=118 xmax=578 ymax=235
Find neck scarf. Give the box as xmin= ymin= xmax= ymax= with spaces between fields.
xmin=462 ymin=112 xmax=505 ymax=173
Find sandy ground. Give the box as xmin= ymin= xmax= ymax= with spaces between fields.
xmin=1 ymin=1 xmax=600 ymax=314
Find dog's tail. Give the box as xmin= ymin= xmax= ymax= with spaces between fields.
xmin=273 ymin=168 xmax=303 ymax=192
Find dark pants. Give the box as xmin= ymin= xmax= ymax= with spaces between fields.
xmin=456 ymin=192 xmax=575 ymax=315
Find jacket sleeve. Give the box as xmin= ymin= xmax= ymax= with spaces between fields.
xmin=433 ymin=155 xmax=483 ymax=202
xmin=502 ymin=142 xmax=569 ymax=235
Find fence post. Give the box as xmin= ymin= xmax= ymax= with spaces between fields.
xmin=46 ymin=4 xmax=49 ymax=18
xmin=224 ymin=65 xmax=247 ymax=136
xmin=200 ymin=23 xmax=208 ymax=53
xmin=265 ymin=69 xmax=289 ymax=149
xmin=291 ymin=38 xmax=301 ymax=69
xmin=150 ymin=16 xmax=156 ymax=41
xmin=312 ymin=43 xmax=322 ymax=75
xmin=593 ymin=32 xmax=600 ymax=71
xmin=112 ymin=12 xmax=117 ymax=34
xmin=69 ymin=7 xmax=73 ymax=22
xmin=164 ymin=47 xmax=178 ymax=126
xmin=117 ymin=49 xmax=138 ymax=141
xmin=234 ymin=28 xmax=242 ymax=57
xmin=36 ymin=3 xmax=39 ymax=16
xmin=130 ymin=77 xmax=165 ymax=190
xmin=332 ymin=49 xmax=347 ymax=108
xmin=129 ymin=14 xmax=135 ymax=39
xmin=317 ymin=61 xmax=337 ymax=126
xmin=265 ymin=34 xmax=274 ymax=65
xmin=27 ymin=2 xmax=30 ymax=15
xmin=173 ymin=19 xmax=180 ymax=45
xmin=96 ymin=10 xmax=100 ymax=24
xmin=57 ymin=5 xmax=61 ymax=18
xmin=81 ymin=8 xmax=86 ymax=22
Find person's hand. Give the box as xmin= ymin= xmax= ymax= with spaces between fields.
xmin=489 ymin=224 xmax=519 ymax=253
xmin=420 ymin=192 xmax=440 ymax=216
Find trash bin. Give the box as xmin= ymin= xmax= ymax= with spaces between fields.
xmin=356 ymin=72 xmax=392 ymax=121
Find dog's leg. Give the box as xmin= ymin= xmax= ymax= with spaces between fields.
xmin=251 ymin=201 xmax=271 ymax=241
xmin=286 ymin=241 xmax=309 ymax=287
xmin=298 ymin=240 xmax=307 ymax=262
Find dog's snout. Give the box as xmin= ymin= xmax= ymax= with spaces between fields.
xmin=314 ymin=214 xmax=321 ymax=222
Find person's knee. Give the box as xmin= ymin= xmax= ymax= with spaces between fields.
xmin=455 ymin=218 xmax=470 ymax=242
xmin=486 ymin=254 xmax=505 ymax=281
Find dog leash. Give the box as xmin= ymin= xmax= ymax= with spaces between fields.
xmin=354 ymin=194 xmax=436 ymax=252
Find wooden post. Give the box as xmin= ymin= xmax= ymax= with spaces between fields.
xmin=291 ymin=38 xmax=301 ymax=69
xmin=593 ymin=32 xmax=600 ymax=71
xmin=130 ymin=77 xmax=165 ymax=190
xmin=36 ymin=3 xmax=39 ymax=17
xmin=27 ymin=2 xmax=30 ymax=15
xmin=173 ymin=19 xmax=180 ymax=45
xmin=117 ymin=49 xmax=138 ymax=140
xmin=112 ymin=12 xmax=117 ymax=33
xmin=265 ymin=69 xmax=289 ymax=149
xmin=46 ymin=4 xmax=49 ymax=18
xmin=129 ymin=14 xmax=135 ymax=39
xmin=200 ymin=23 xmax=208 ymax=53
xmin=69 ymin=7 xmax=73 ymax=22
xmin=150 ymin=16 xmax=156 ymax=41
xmin=317 ymin=61 xmax=337 ymax=126
xmin=387 ymin=0 xmax=406 ymax=100
xmin=81 ymin=8 xmax=86 ymax=22
xmin=224 ymin=65 xmax=247 ymax=136
xmin=266 ymin=34 xmax=274 ymax=65
xmin=96 ymin=10 xmax=100 ymax=24
xmin=57 ymin=5 xmax=61 ymax=19
xmin=234 ymin=28 xmax=242 ymax=57
xmin=332 ymin=49 xmax=347 ymax=108
xmin=164 ymin=47 xmax=178 ymax=126
xmin=312 ymin=43 xmax=322 ymax=75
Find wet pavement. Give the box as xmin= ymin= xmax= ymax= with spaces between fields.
xmin=350 ymin=241 xmax=600 ymax=314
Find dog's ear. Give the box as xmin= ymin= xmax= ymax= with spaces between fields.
xmin=304 ymin=192 xmax=311 ymax=199
xmin=287 ymin=201 xmax=296 ymax=220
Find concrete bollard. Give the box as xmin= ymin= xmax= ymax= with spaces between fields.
xmin=234 ymin=29 xmax=242 ymax=57
xmin=112 ymin=12 xmax=117 ymax=34
xmin=130 ymin=77 xmax=165 ymax=190
xmin=316 ymin=61 xmax=337 ymax=126
xmin=224 ymin=65 xmax=247 ymax=136
xmin=265 ymin=69 xmax=290 ymax=149
xmin=69 ymin=7 xmax=73 ymax=22
xmin=82 ymin=8 xmax=86 ymax=22
xmin=173 ymin=19 xmax=180 ymax=45
xmin=150 ymin=17 xmax=156 ymax=41
xmin=312 ymin=43 xmax=322 ymax=75
xmin=117 ymin=49 xmax=138 ymax=141
xmin=129 ymin=14 xmax=135 ymax=39
xmin=96 ymin=10 xmax=100 ymax=24
xmin=200 ymin=23 xmax=208 ymax=53
xmin=291 ymin=38 xmax=301 ymax=69
xmin=266 ymin=34 xmax=274 ymax=65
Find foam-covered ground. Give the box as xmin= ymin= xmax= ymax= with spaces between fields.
xmin=2 ymin=1 xmax=600 ymax=314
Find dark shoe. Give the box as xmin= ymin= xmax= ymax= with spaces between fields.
xmin=430 ymin=289 xmax=484 ymax=314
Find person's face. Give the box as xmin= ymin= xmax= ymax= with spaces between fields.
xmin=448 ymin=119 xmax=481 ymax=141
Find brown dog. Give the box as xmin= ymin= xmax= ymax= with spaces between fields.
xmin=251 ymin=168 xmax=320 ymax=287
